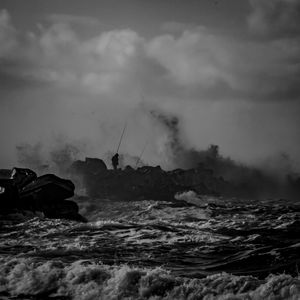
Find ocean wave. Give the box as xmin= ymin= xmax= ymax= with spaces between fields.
xmin=1 ymin=197 xmax=300 ymax=293
xmin=0 ymin=257 xmax=300 ymax=300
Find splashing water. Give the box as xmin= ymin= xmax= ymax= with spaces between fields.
xmin=1 ymin=194 xmax=300 ymax=299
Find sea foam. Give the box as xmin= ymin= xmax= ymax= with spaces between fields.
xmin=1 ymin=257 xmax=300 ymax=299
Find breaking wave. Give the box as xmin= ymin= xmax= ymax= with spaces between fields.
xmin=0 ymin=257 xmax=300 ymax=300
xmin=1 ymin=195 xmax=300 ymax=299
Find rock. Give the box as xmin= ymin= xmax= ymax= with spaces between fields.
xmin=0 ymin=169 xmax=19 ymax=212
xmin=20 ymin=174 xmax=75 ymax=203
xmin=12 ymin=167 xmax=37 ymax=191
xmin=42 ymin=199 xmax=87 ymax=222
xmin=0 ymin=167 xmax=85 ymax=222
xmin=70 ymin=157 xmax=228 ymax=201
xmin=71 ymin=157 xmax=107 ymax=175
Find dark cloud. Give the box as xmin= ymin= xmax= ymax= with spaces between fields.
xmin=0 ymin=9 xmax=17 ymax=57
xmin=1 ymin=8 xmax=299 ymax=102
xmin=248 ymin=0 xmax=300 ymax=38
xmin=46 ymin=14 xmax=100 ymax=27
xmin=0 ymin=69 xmax=34 ymax=90
xmin=147 ymin=28 xmax=300 ymax=102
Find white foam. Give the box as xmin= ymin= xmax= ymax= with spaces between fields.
xmin=1 ymin=257 xmax=300 ymax=299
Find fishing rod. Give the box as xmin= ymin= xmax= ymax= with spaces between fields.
xmin=135 ymin=141 xmax=148 ymax=168
xmin=116 ymin=123 xmax=127 ymax=153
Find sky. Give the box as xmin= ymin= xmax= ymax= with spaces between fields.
xmin=0 ymin=0 xmax=300 ymax=171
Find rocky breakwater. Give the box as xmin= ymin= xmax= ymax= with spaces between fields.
xmin=0 ymin=168 xmax=86 ymax=222
xmin=70 ymin=157 xmax=229 ymax=201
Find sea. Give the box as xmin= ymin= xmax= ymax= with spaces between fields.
xmin=1 ymin=191 xmax=300 ymax=300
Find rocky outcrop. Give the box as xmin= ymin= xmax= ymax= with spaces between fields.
xmin=70 ymin=157 xmax=229 ymax=201
xmin=0 ymin=168 xmax=86 ymax=222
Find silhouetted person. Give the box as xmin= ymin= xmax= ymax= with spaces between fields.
xmin=112 ymin=153 xmax=119 ymax=170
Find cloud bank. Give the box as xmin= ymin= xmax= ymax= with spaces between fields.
xmin=248 ymin=0 xmax=300 ymax=38
xmin=0 ymin=4 xmax=299 ymax=171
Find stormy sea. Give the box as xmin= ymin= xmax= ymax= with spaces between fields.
xmin=1 ymin=192 xmax=300 ymax=300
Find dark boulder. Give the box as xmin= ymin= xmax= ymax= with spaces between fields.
xmin=0 ymin=167 xmax=85 ymax=222
xmin=12 ymin=168 xmax=37 ymax=191
xmin=71 ymin=157 xmax=107 ymax=175
xmin=20 ymin=174 xmax=75 ymax=203
xmin=0 ymin=169 xmax=19 ymax=212
xmin=42 ymin=199 xmax=87 ymax=222
xmin=70 ymin=158 xmax=228 ymax=201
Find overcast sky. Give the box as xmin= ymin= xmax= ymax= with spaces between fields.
xmin=0 ymin=0 xmax=300 ymax=170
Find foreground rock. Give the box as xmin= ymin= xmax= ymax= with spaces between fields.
xmin=0 ymin=168 xmax=86 ymax=222
xmin=71 ymin=157 xmax=229 ymax=201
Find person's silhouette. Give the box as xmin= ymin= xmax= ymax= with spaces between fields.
xmin=112 ymin=153 xmax=119 ymax=170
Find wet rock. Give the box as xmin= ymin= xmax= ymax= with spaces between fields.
xmin=70 ymin=157 xmax=229 ymax=201
xmin=0 ymin=169 xmax=19 ymax=212
xmin=42 ymin=199 xmax=87 ymax=222
xmin=0 ymin=167 xmax=85 ymax=222
xmin=20 ymin=174 xmax=75 ymax=203
xmin=71 ymin=157 xmax=107 ymax=175
xmin=12 ymin=167 xmax=37 ymax=190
